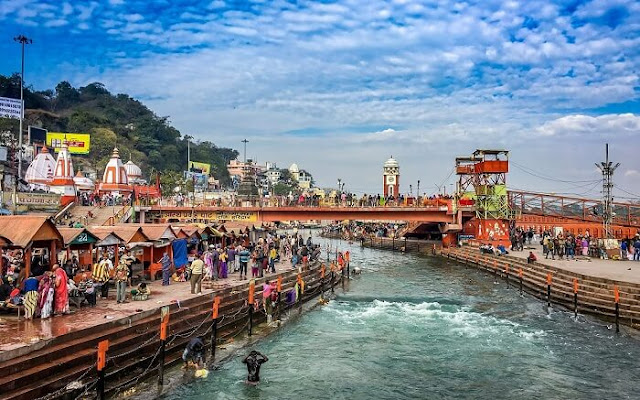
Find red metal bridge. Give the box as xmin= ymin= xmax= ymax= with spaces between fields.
xmin=134 ymin=189 xmax=639 ymax=239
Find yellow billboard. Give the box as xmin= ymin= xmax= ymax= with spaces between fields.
xmin=189 ymin=161 xmax=211 ymax=175
xmin=46 ymin=133 xmax=91 ymax=154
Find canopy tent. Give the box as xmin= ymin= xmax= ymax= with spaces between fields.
xmin=0 ymin=216 xmax=64 ymax=277
xmin=57 ymin=227 xmax=99 ymax=268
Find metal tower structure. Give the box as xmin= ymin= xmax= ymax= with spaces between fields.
xmin=455 ymin=149 xmax=511 ymax=244
xmin=596 ymin=143 xmax=619 ymax=239
xmin=455 ymin=149 xmax=511 ymax=220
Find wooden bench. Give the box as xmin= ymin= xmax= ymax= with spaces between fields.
xmin=0 ymin=302 xmax=24 ymax=318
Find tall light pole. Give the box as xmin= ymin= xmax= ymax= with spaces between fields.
xmin=417 ymin=180 xmax=420 ymax=206
xmin=241 ymin=139 xmax=249 ymax=163
xmin=596 ymin=143 xmax=619 ymax=239
xmin=14 ymin=35 xmax=32 ymax=180
xmin=185 ymin=135 xmax=193 ymax=171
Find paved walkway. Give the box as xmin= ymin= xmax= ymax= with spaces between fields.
xmin=0 ymin=260 xmax=297 ymax=353
xmin=507 ymin=244 xmax=640 ymax=284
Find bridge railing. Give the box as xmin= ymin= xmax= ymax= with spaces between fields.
xmin=509 ymin=190 xmax=640 ymax=227
xmin=152 ymin=196 xmax=453 ymax=210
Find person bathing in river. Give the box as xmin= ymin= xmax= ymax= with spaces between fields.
xmin=183 ymin=337 xmax=206 ymax=368
xmin=242 ymin=350 xmax=268 ymax=385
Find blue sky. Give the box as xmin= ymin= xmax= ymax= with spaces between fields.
xmin=1 ymin=0 xmax=639 ymax=198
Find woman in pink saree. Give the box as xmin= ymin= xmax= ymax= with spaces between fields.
xmin=52 ymin=264 xmax=69 ymax=315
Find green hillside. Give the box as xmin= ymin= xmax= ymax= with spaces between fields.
xmin=0 ymin=73 xmax=238 ymax=186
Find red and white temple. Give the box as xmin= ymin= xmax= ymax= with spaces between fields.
xmin=49 ymin=141 xmax=77 ymax=205
xmin=98 ymin=147 xmax=133 ymax=195
xmin=25 ymin=146 xmax=56 ymax=189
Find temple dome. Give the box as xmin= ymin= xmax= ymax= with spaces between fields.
xmin=125 ymin=160 xmax=142 ymax=179
xmin=99 ymin=147 xmax=132 ymax=193
xmin=25 ymin=147 xmax=55 ymax=185
xmin=289 ymin=163 xmax=299 ymax=173
xmin=384 ymin=156 xmax=399 ymax=168
xmin=73 ymin=171 xmax=95 ymax=191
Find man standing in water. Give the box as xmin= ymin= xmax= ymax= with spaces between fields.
xmin=183 ymin=337 xmax=206 ymax=368
xmin=242 ymin=350 xmax=268 ymax=385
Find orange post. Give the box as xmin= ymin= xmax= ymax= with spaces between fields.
xmin=573 ymin=278 xmax=579 ymax=320
xmin=212 ymin=296 xmax=221 ymax=320
xmin=97 ymin=340 xmax=109 ymax=371
xmin=248 ymin=280 xmax=255 ymax=305
xmin=97 ymin=339 xmax=109 ymax=399
xmin=614 ymin=285 xmax=620 ymax=333
xmin=321 ymin=264 xmax=326 ymax=278
xmin=160 ymin=312 xmax=170 ymax=341
xmin=518 ymin=267 xmax=523 ymax=295
xmin=546 ymin=273 xmax=552 ymax=285
xmin=277 ymin=276 xmax=282 ymax=292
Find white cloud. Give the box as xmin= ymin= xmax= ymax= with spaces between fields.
xmin=208 ymin=0 xmax=225 ymax=10
xmin=2 ymin=0 xmax=639 ymax=195
xmin=625 ymin=170 xmax=640 ymax=177
xmin=536 ymin=114 xmax=640 ymax=137
xmin=44 ymin=18 xmax=69 ymax=27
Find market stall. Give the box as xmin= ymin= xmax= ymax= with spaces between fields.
xmin=0 ymin=216 xmax=64 ymax=277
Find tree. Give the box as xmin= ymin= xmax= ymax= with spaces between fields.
xmin=54 ymin=81 xmax=80 ymax=110
xmin=159 ymin=170 xmax=185 ymax=196
xmin=279 ymin=168 xmax=292 ymax=183
xmin=273 ymin=182 xmax=296 ymax=195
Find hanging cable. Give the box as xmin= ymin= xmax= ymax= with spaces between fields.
xmin=510 ymin=161 xmax=601 ymax=185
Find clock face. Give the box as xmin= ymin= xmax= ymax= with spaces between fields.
xmin=386 ymin=176 xmax=396 ymax=184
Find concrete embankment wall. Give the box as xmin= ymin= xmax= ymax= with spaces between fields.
xmin=0 ymin=261 xmax=339 ymax=400
xmin=321 ymin=232 xmax=440 ymax=254
xmin=443 ymin=246 xmax=640 ymax=330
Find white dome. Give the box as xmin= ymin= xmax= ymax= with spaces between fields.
xmin=384 ymin=156 xmax=399 ymax=168
xmin=125 ymin=160 xmax=142 ymax=179
xmin=74 ymin=171 xmax=95 ymax=191
xmin=25 ymin=147 xmax=56 ymax=185
xmin=289 ymin=163 xmax=299 ymax=173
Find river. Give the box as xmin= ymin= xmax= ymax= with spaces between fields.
xmin=161 ymin=236 xmax=639 ymax=399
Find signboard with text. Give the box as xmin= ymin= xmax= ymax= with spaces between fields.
xmin=150 ymin=210 xmax=258 ymax=222
xmin=46 ymin=133 xmax=91 ymax=154
xmin=16 ymin=192 xmax=61 ymax=207
xmin=0 ymin=96 xmax=22 ymax=119
xmin=189 ymin=161 xmax=211 ymax=175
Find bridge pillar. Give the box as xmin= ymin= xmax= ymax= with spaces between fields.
xmin=442 ymin=232 xmax=457 ymax=248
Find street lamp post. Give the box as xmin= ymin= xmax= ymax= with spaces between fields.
xmin=241 ymin=139 xmax=249 ymax=163
xmin=185 ymin=135 xmax=193 ymax=171
xmin=417 ymin=180 xmax=420 ymax=206
xmin=13 ymin=35 xmax=32 ymax=180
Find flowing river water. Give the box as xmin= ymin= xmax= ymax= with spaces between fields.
xmin=162 ymin=236 xmax=639 ymax=399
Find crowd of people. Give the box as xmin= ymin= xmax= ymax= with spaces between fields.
xmin=482 ymin=227 xmax=640 ymax=262
xmin=0 ymin=256 xmax=71 ymax=319
xmin=164 ymin=233 xmax=323 ymax=295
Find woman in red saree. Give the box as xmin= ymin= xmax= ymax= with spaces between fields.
xmin=52 ymin=264 xmax=69 ymax=315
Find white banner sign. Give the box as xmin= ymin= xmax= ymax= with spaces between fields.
xmin=0 ymin=96 xmax=22 ymax=119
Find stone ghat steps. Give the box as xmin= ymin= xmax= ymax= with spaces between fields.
xmin=445 ymin=248 xmax=640 ymax=324
xmin=0 ymin=265 xmax=332 ymax=400
xmin=452 ymin=247 xmax=640 ymax=301
xmin=458 ymin=252 xmax=640 ymax=310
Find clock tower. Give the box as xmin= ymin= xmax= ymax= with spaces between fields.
xmin=383 ymin=156 xmax=400 ymax=197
